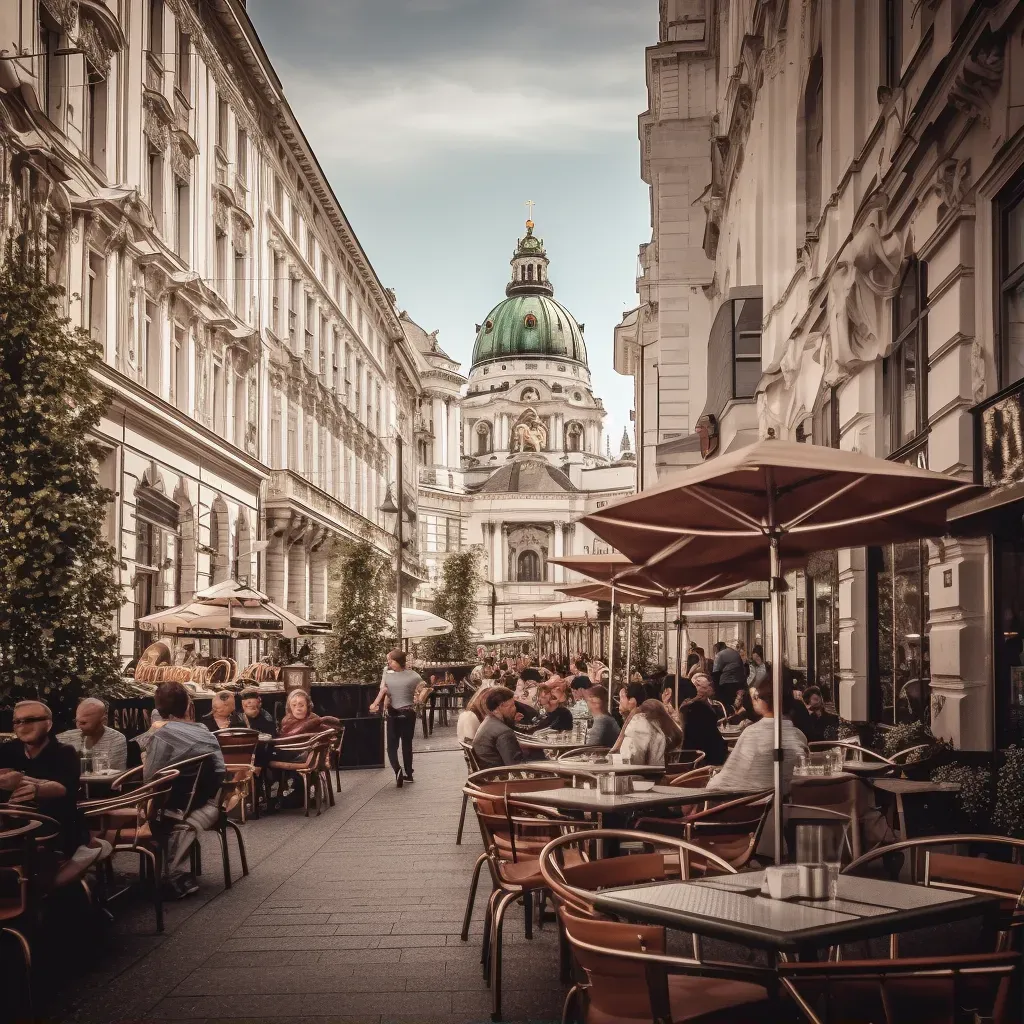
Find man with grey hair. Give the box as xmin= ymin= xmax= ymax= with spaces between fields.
xmin=58 ymin=696 xmax=128 ymax=771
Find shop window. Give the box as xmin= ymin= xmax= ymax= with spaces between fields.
xmin=883 ymin=259 xmax=928 ymax=455
xmin=517 ymin=550 xmax=541 ymax=583
xmin=997 ymin=171 xmax=1024 ymax=389
xmin=868 ymin=541 xmax=930 ymax=724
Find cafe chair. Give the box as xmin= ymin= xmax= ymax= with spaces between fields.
xmin=844 ymin=834 xmax=1024 ymax=956
xmin=809 ymin=741 xmax=896 ymax=777
xmin=665 ymin=766 xmax=715 ymax=787
xmin=328 ymin=724 xmax=347 ymax=792
xmin=0 ymin=812 xmax=47 ymax=1015
xmin=786 ymin=774 xmax=865 ymax=861
xmin=268 ymin=731 xmax=335 ymax=816
xmin=213 ymin=728 xmax=259 ymax=822
xmin=777 ymin=950 xmax=1021 ymax=1024
xmin=634 ymin=791 xmax=774 ymax=871
xmin=456 ymin=740 xmax=482 ymax=846
xmin=665 ymin=750 xmax=708 ymax=776
xmin=79 ymin=768 xmax=179 ymax=932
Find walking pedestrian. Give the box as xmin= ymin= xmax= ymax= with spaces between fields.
xmin=370 ymin=649 xmax=425 ymax=787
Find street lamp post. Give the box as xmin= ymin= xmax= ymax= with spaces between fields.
xmin=379 ymin=434 xmax=404 ymax=647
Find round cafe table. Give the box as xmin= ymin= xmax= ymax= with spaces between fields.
xmin=78 ymin=771 xmax=121 ymax=799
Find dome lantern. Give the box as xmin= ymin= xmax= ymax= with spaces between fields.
xmin=507 ymin=219 xmax=554 ymax=298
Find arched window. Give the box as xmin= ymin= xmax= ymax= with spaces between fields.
xmin=527 ymin=264 xmax=534 ymax=281
xmin=517 ymin=550 xmax=541 ymax=583
xmin=233 ymin=510 xmax=250 ymax=580
xmin=476 ymin=421 xmax=492 ymax=455
xmin=210 ymin=496 xmax=230 ymax=584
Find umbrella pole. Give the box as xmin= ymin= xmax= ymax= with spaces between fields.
xmin=609 ymin=583 xmax=616 ymax=690
xmin=674 ymin=594 xmax=683 ymax=707
xmin=663 ymin=602 xmax=669 ymax=676
xmin=625 ymin=605 xmax=633 ymax=682
xmin=770 ymin=533 xmax=785 ymax=864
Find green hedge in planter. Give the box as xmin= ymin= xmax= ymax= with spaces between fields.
xmin=931 ymin=762 xmax=995 ymax=834
xmin=992 ymin=745 xmax=1024 ymax=839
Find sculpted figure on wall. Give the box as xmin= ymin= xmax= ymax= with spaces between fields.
xmin=511 ymin=408 xmax=547 ymax=453
xmin=825 ymin=202 xmax=906 ymax=372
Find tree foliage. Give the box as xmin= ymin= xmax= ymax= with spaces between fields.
xmin=0 ymin=241 xmax=123 ymax=718
xmin=318 ymin=538 xmax=394 ymax=682
xmin=423 ymin=547 xmax=483 ymax=663
xmin=631 ymin=617 xmax=657 ymax=678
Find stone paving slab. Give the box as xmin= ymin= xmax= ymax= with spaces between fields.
xmin=45 ymin=728 xmax=564 ymax=1024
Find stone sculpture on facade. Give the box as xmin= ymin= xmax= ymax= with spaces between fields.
xmin=510 ymin=408 xmax=547 ymax=453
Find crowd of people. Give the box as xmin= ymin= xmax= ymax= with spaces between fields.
xmin=457 ymin=643 xmax=842 ymax=792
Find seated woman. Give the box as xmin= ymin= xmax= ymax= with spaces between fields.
xmin=273 ymin=690 xmax=340 ymax=752
xmin=611 ymin=699 xmax=683 ymax=767
xmin=516 ymin=684 xmax=573 ymax=734
xmin=456 ymin=686 xmax=489 ymax=744
xmin=679 ymin=696 xmax=728 ymax=766
xmin=705 ymin=677 xmax=809 ymax=795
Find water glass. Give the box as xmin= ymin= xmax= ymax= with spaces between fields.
xmin=92 ymin=751 xmax=110 ymax=773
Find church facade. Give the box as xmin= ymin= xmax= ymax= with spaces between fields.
xmin=408 ymin=221 xmax=637 ymax=635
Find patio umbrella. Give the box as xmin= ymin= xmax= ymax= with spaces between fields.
xmin=581 ymin=437 xmax=983 ymax=862
xmin=391 ymin=607 xmax=453 ymax=640
xmin=138 ymin=589 xmax=324 ymax=640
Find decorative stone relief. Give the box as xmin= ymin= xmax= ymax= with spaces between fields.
xmin=929 ymin=157 xmax=971 ymax=216
xmin=42 ymin=0 xmax=78 ymax=32
xmin=143 ymin=106 xmax=168 ymax=152
xmin=76 ymin=19 xmax=111 ymax=75
xmin=971 ymin=337 xmax=988 ymax=404
xmin=949 ymin=26 xmax=1005 ymax=123
xmin=510 ymin=408 xmax=547 ymax=453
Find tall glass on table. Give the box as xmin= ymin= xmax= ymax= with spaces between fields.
xmin=795 ymin=823 xmax=844 ymax=901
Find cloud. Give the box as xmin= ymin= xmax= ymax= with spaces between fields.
xmin=275 ymin=51 xmax=643 ymax=169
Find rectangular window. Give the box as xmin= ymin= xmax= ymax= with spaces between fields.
xmin=816 ymin=385 xmax=840 ymax=448
xmin=148 ymin=0 xmax=164 ymax=58
xmin=214 ymin=227 xmax=228 ymax=298
xmin=212 ymin=361 xmax=224 ymax=435
xmin=732 ymin=298 xmax=762 ymax=399
xmin=997 ymin=171 xmax=1024 ymax=389
xmin=143 ymin=299 xmax=159 ymax=391
xmin=287 ymin=407 xmax=298 ymax=468
xmin=148 ymin=146 xmax=163 ymax=231
xmin=290 ymin=205 xmax=300 ymax=240
xmin=883 ymin=0 xmax=903 ymax=90
xmin=375 ymin=382 xmax=382 ymax=436
xmin=320 ymin=254 xmax=328 ymax=282
xmin=234 ymin=245 xmax=246 ymax=318
xmin=216 ymin=95 xmax=229 ymax=151
xmin=235 ymin=126 xmax=247 ymax=184
xmin=355 ymin=358 xmax=363 ymax=419
xmin=176 ymin=29 xmax=191 ymax=98
xmin=86 ymin=251 xmax=104 ymax=341
xmin=171 ymin=324 xmax=187 ymax=411
xmin=334 ymin=271 xmax=342 ymax=306
xmin=273 ymin=175 xmax=284 ymax=218
xmin=38 ymin=15 xmax=64 ymax=125
xmin=85 ymin=64 xmax=107 ymax=170
xmin=319 ymin=315 xmax=328 ymax=376
xmin=272 ymin=254 xmax=284 ymax=334
xmin=306 ymin=228 xmax=315 ymax=266
xmin=304 ymin=296 xmax=315 ymax=366
xmin=173 ymin=177 xmax=189 ymax=260
xmin=288 ymin=277 xmax=298 ymax=348
xmin=234 ymin=372 xmax=246 ymax=448
xmin=882 ymin=259 xmax=927 ymax=454
xmin=332 ymin=327 xmax=340 ymax=392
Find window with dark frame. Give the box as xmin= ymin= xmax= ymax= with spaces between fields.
xmin=882 ymin=259 xmax=928 ymax=455
xmin=85 ymin=63 xmax=106 ymax=170
xmin=997 ymin=170 xmax=1024 ymax=390
xmin=733 ymin=298 xmax=762 ymax=400
xmin=815 ymin=384 xmax=840 ymax=448
xmin=148 ymin=0 xmax=164 ymax=60
xmin=176 ymin=29 xmax=191 ymax=99
xmin=803 ymin=49 xmax=824 ymax=235
xmin=883 ymin=0 xmax=903 ymax=90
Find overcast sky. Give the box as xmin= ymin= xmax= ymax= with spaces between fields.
xmin=246 ymin=0 xmax=655 ymax=452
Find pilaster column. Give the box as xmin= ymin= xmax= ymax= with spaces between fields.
xmin=499 ymin=523 xmax=509 ymax=582
xmin=928 ymin=537 xmax=993 ymax=750
xmin=553 ymin=521 xmax=565 ymax=582
xmin=432 ymin=399 xmax=445 ymax=464
xmin=837 ymin=547 xmax=869 ymax=721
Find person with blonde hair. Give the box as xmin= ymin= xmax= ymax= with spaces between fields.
xmin=611 ymin=699 xmax=683 ymax=767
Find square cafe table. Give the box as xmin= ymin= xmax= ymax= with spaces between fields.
xmin=518 ymin=758 xmax=665 ymax=777
xmin=513 ymin=783 xmax=763 ymax=815
xmin=588 ymin=869 xmax=1000 ymax=960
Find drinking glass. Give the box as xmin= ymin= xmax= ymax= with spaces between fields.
xmin=92 ymin=751 xmax=110 ymax=773
xmin=794 ymin=823 xmax=843 ymax=900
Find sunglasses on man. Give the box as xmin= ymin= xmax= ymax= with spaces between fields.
xmin=12 ymin=716 xmax=50 ymax=726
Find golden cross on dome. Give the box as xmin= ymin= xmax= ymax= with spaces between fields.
xmin=525 ymin=199 xmax=536 ymax=224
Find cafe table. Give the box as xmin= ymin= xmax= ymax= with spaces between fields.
xmin=516 ymin=730 xmax=588 ymax=752
xmin=870 ymin=777 xmax=961 ymax=839
xmin=517 ymin=758 xmax=664 ymax=777
xmin=587 ymin=869 xmax=1000 ymax=961
xmin=78 ymin=770 xmax=122 ymax=799
xmin=513 ymin=783 xmax=763 ymax=816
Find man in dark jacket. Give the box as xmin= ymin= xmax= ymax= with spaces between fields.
xmin=472 ymin=687 xmax=525 ymax=768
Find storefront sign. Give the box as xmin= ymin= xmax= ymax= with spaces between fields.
xmin=980 ymin=386 xmax=1024 ymax=488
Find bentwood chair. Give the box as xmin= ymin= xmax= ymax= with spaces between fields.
xmin=0 ymin=812 xmax=46 ymax=1015
xmin=214 ymin=728 xmax=259 ymax=822
xmin=778 ymin=951 xmax=1021 ymax=1024
xmin=79 ymin=768 xmax=179 ymax=931
xmin=456 ymin=740 xmax=482 ymax=846
xmin=328 ymin=724 xmax=347 ymax=791
xmin=268 ymin=731 xmax=335 ymax=816
xmin=665 ymin=749 xmax=708 ymax=775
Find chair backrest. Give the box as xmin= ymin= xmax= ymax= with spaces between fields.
xmin=557 ymin=746 xmax=610 ymax=761
xmin=788 ymin=774 xmax=861 ymax=816
xmin=665 ymin=765 xmax=714 ymax=787
xmin=666 ymin=749 xmax=707 ymax=774
xmin=214 ymin=728 xmax=260 ymax=767
xmin=460 ymin=740 xmax=481 ymax=774
xmin=809 ymin=740 xmax=893 ymax=765
xmin=165 ymin=752 xmax=225 ymax=815
xmin=466 ymin=765 xmax=560 ymax=788
xmin=684 ymin=792 xmax=774 ymax=868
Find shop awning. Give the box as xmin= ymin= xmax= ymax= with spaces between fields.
xmin=947 ymin=480 xmax=1024 ymax=534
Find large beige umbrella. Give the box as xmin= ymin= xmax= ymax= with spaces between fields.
xmin=581 ymin=438 xmax=982 ymax=862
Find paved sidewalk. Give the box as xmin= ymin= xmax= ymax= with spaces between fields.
xmin=50 ymin=728 xmax=564 ymax=1024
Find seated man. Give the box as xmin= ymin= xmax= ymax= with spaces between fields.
xmin=57 ymin=697 xmax=128 ymax=771
xmin=144 ymin=681 xmax=225 ymax=899
xmin=801 ymin=685 xmax=840 ymax=742
xmin=585 ymin=685 xmax=620 ymax=747
xmin=0 ymin=700 xmax=108 ymax=884
xmin=471 ymin=687 xmax=525 ymax=769
xmin=237 ymin=689 xmax=277 ymax=735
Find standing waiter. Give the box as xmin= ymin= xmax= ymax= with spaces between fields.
xmin=370 ymin=649 xmax=425 ymax=787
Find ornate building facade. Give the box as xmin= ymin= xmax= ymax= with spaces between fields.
xmin=406 ymin=222 xmax=637 ymax=633
xmin=616 ymin=0 xmax=1024 ymax=749
xmin=0 ymin=0 xmax=424 ymax=664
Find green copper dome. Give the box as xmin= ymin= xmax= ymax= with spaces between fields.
xmin=471 ymin=294 xmax=588 ymax=367
xmin=470 ymin=221 xmax=588 ymax=368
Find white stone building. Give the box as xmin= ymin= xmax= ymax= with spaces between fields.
xmin=616 ymin=0 xmax=1024 ymax=750
xmin=0 ymin=0 xmax=424 ymax=666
